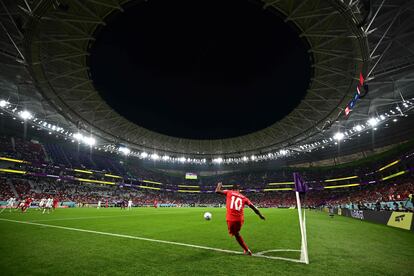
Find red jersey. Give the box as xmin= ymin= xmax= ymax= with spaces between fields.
xmin=223 ymin=190 xmax=252 ymax=222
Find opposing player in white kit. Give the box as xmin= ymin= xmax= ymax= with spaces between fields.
xmin=97 ymin=200 xmax=101 ymax=209
xmin=43 ymin=197 xmax=53 ymax=214
xmin=38 ymin=198 xmax=46 ymax=212
xmin=127 ymin=199 xmax=132 ymax=210
xmin=1 ymin=197 xmax=16 ymax=213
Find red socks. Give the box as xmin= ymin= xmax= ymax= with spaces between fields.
xmin=235 ymin=234 xmax=249 ymax=252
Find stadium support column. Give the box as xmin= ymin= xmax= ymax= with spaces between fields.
xmin=295 ymin=191 xmax=309 ymax=264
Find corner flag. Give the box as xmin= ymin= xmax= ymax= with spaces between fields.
xmin=293 ymin=172 xmax=309 ymax=264
xmin=294 ymin=172 xmax=308 ymax=193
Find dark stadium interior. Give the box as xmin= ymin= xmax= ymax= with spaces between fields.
xmin=89 ymin=0 xmax=311 ymax=139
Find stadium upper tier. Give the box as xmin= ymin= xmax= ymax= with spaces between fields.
xmin=0 ymin=135 xmax=413 ymax=194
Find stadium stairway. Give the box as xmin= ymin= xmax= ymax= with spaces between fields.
xmin=27 ymin=179 xmax=35 ymax=190
xmin=7 ymin=179 xmax=18 ymax=198
xmin=40 ymin=144 xmax=50 ymax=162
xmin=10 ymin=137 xmax=15 ymax=152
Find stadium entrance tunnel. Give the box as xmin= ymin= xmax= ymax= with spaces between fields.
xmin=88 ymin=0 xmax=311 ymax=139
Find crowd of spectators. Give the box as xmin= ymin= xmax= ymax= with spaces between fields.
xmin=1 ymin=175 xmax=412 ymax=212
xmin=0 ymin=178 xmax=14 ymax=200
xmin=0 ymin=135 xmax=44 ymax=163
xmin=0 ymin=135 xmax=413 ymax=212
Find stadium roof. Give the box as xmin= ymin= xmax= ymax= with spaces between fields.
xmin=0 ymin=0 xmax=414 ymax=161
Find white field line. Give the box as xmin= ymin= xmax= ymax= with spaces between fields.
xmin=30 ymin=214 xmax=144 ymax=222
xmin=0 ymin=218 xmax=304 ymax=263
xmin=256 ymin=249 xmax=301 ymax=255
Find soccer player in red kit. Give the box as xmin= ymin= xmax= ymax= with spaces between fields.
xmin=53 ymin=198 xmax=59 ymax=210
xmin=215 ymin=182 xmax=265 ymax=255
xmin=21 ymin=197 xmax=33 ymax=213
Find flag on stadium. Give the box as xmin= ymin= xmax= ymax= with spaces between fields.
xmin=345 ymin=106 xmax=351 ymax=116
xmin=359 ymin=72 xmax=364 ymax=86
xmin=294 ymin=172 xmax=308 ymax=193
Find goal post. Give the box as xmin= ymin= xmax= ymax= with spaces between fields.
xmin=294 ymin=172 xmax=309 ymax=264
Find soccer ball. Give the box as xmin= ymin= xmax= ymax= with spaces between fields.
xmin=204 ymin=212 xmax=212 ymax=220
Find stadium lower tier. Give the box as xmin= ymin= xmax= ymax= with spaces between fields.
xmin=0 ymin=176 xmax=412 ymax=212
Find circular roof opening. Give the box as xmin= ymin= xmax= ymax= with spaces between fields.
xmin=89 ymin=0 xmax=311 ymax=140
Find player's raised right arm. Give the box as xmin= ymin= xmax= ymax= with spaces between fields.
xmin=215 ymin=182 xmax=226 ymax=195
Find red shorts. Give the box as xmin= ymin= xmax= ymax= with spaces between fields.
xmin=227 ymin=220 xmax=243 ymax=236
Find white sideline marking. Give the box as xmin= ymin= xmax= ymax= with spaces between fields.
xmin=256 ymin=249 xmax=301 ymax=255
xmin=31 ymin=214 xmax=142 ymax=222
xmin=0 ymin=218 xmax=304 ymax=263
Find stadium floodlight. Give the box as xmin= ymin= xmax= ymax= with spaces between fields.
xmin=179 ymin=157 xmax=186 ymax=162
xmin=242 ymin=156 xmax=248 ymax=161
xmin=212 ymin=157 xmax=223 ymax=164
xmin=0 ymin=100 xmax=9 ymax=107
xmin=140 ymin=152 xmax=148 ymax=158
xmin=393 ymin=118 xmax=397 ymax=122
xmin=333 ymin=132 xmax=345 ymax=141
xmin=353 ymin=125 xmax=363 ymax=132
xmin=118 ymin=147 xmax=131 ymax=155
xmin=250 ymin=155 xmax=257 ymax=161
xmin=73 ymin=133 xmax=83 ymax=140
xmin=151 ymin=153 xmax=160 ymax=160
xmin=368 ymin=117 xmax=379 ymax=126
xmin=280 ymin=149 xmax=288 ymax=156
xmin=19 ymin=110 xmax=33 ymax=120
xmin=162 ymin=155 xmax=170 ymax=161
xmin=83 ymin=137 xmax=96 ymax=146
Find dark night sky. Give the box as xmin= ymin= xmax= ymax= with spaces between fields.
xmin=89 ymin=0 xmax=311 ymax=140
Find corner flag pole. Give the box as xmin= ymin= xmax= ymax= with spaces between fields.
xmin=294 ymin=173 xmax=309 ymax=264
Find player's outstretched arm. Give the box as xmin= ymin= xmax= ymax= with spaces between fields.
xmin=215 ymin=182 xmax=226 ymax=195
xmin=249 ymin=204 xmax=265 ymax=220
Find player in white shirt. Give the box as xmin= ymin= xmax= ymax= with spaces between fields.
xmin=97 ymin=200 xmax=101 ymax=209
xmin=127 ymin=200 xmax=132 ymax=210
xmin=38 ymin=198 xmax=46 ymax=211
xmin=43 ymin=197 xmax=53 ymax=214
xmin=1 ymin=197 xmax=16 ymax=213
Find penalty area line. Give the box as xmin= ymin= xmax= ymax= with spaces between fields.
xmin=0 ymin=218 xmax=304 ymax=263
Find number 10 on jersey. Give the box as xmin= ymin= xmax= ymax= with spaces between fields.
xmin=230 ymin=196 xmax=242 ymax=211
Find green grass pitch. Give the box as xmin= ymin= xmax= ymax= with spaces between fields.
xmin=0 ymin=207 xmax=413 ymax=275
